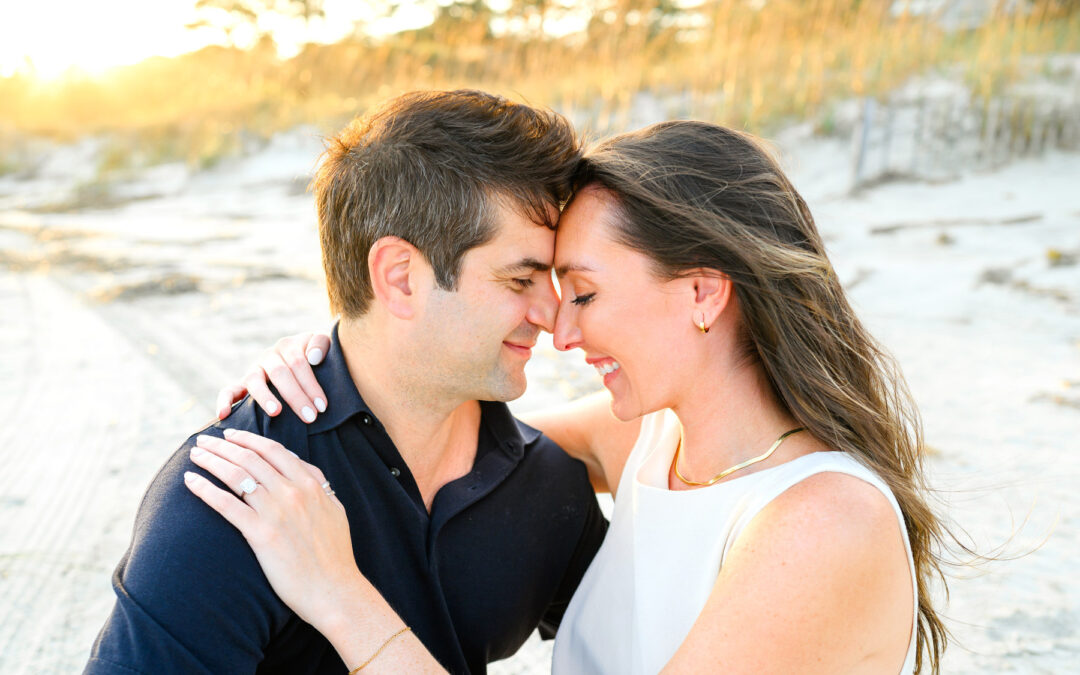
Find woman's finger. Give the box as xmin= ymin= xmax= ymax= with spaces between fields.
xmin=304 ymin=333 xmax=331 ymax=366
xmin=222 ymin=429 xmax=318 ymax=485
xmin=183 ymin=471 xmax=259 ymax=534
xmin=273 ymin=339 xmax=328 ymax=419
xmin=194 ymin=434 xmax=284 ymax=492
xmin=189 ymin=442 xmax=265 ymax=499
xmin=259 ymin=351 xmax=319 ymax=423
xmin=216 ymin=384 xmax=248 ymax=421
xmin=242 ymin=367 xmax=282 ymax=417
xmin=298 ymin=459 xmax=328 ymax=486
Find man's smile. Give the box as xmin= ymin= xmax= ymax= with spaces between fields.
xmin=502 ymin=341 xmax=534 ymax=358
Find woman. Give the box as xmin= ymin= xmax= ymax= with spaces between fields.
xmin=188 ymin=120 xmax=948 ymax=673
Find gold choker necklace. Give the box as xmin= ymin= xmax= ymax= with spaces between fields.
xmin=672 ymin=427 xmax=805 ymax=487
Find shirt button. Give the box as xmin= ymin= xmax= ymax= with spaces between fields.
xmin=390 ymin=467 xmax=401 ymax=477
xmin=360 ymin=414 xmax=373 ymax=426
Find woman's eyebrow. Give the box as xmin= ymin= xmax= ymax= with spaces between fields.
xmin=555 ymin=263 xmax=594 ymax=277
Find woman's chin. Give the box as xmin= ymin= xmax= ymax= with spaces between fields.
xmin=609 ymin=395 xmax=645 ymax=423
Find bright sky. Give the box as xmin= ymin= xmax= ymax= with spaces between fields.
xmin=0 ymin=0 xmax=436 ymax=79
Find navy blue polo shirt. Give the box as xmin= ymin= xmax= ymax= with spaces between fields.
xmin=86 ymin=326 xmax=607 ymax=675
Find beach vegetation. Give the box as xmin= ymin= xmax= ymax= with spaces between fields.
xmin=1 ymin=1 xmax=1077 ymax=168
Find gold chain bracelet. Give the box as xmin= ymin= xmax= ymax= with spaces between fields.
xmin=347 ymin=626 xmax=412 ymax=674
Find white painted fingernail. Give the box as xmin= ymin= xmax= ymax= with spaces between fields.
xmin=190 ymin=446 xmax=203 ymax=457
xmin=223 ymin=428 xmax=237 ymax=438
xmin=314 ymin=398 xmax=326 ymax=413
xmin=307 ymin=348 xmax=323 ymax=365
xmin=302 ymin=406 xmax=316 ymax=422
xmin=184 ymin=471 xmax=197 ymax=483
xmin=266 ymin=400 xmax=280 ymax=414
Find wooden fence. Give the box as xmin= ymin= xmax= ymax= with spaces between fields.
xmin=850 ymin=90 xmax=1080 ymax=190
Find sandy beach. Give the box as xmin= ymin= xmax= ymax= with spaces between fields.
xmin=0 ymin=121 xmax=1076 ymax=673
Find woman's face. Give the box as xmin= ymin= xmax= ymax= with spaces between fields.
xmin=553 ymin=187 xmax=693 ymax=421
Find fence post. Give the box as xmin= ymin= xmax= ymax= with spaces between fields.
xmin=911 ymin=97 xmax=927 ymax=176
xmin=851 ymin=97 xmax=875 ymax=191
xmin=881 ymin=100 xmax=895 ymax=177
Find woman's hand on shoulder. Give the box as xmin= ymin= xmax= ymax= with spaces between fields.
xmin=520 ymin=391 xmax=642 ymax=496
xmin=183 ymin=429 xmax=360 ymax=632
xmin=216 ymin=332 xmax=331 ymax=423
xmin=184 ymin=430 xmax=448 ymax=673
xmin=664 ymin=472 xmax=913 ymax=674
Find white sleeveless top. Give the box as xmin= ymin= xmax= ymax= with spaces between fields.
xmin=552 ymin=409 xmax=918 ymax=675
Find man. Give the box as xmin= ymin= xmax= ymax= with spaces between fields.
xmin=86 ymin=90 xmax=607 ymax=674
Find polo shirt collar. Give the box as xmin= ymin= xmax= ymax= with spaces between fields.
xmin=478 ymin=400 xmax=542 ymax=460
xmin=306 ymin=323 xmax=372 ymax=435
xmin=308 ymin=323 xmax=545 ymax=459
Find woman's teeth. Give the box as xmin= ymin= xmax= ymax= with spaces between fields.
xmin=595 ymin=361 xmax=621 ymax=376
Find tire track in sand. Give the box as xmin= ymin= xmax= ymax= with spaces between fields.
xmin=0 ymin=269 xmax=211 ymax=674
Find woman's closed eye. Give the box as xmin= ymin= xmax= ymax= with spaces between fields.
xmin=571 ymin=293 xmax=596 ymax=306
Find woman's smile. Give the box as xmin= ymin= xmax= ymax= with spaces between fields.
xmin=586 ymin=356 xmax=622 ymax=385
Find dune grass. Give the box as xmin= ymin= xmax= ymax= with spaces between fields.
xmin=1 ymin=0 xmax=1077 ymax=170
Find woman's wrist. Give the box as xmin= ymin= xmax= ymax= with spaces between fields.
xmin=316 ymin=569 xmax=408 ymax=667
xmin=315 ymin=568 xmax=371 ymax=637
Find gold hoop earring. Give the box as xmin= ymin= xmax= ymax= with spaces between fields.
xmin=694 ymin=312 xmax=709 ymax=334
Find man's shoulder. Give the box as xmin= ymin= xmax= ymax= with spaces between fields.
xmin=115 ymin=395 xmax=306 ymax=609
xmin=512 ymin=417 xmax=594 ymax=484
xmin=136 ymin=395 xmax=312 ymax=540
xmin=91 ymin=403 xmax=297 ymax=673
xmin=212 ymin=394 xmax=313 ymax=451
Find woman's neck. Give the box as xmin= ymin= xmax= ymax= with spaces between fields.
xmin=668 ymin=359 xmax=808 ymax=490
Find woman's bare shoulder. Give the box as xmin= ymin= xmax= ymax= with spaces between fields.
xmin=663 ymin=468 xmax=912 ymax=673
xmin=755 ymin=469 xmax=904 ymax=554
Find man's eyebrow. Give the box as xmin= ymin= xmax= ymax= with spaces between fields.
xmin=555 ymin=263 xmax=594 ymax=277
xmin=497 ymin=258 xmax=551 ymax=275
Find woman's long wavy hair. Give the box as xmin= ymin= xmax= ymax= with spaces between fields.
xmin=575 ymin=120 xmax=948 ymax=673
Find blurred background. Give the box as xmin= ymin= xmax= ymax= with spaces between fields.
xmin=1 ymin=1 xmax=1078 ymax=673
xmin=3 ymin=0 xmax=1079 ymax=171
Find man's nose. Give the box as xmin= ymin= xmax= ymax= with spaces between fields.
xmin=526 ymin=276 xmax=559 ymax=333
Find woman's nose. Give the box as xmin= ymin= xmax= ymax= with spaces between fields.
xmin=552 ymin=307 xmax=582 ymax=352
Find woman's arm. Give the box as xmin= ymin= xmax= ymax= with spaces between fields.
xmin=661 ymin=472 xmax=914 ymax=674
xmin=184 ymin=430 xmax=446 ymax=674
xmin=520 ymin=391 xmax=642 ymax=496
xmin=217 ymin=333 xmax=643 ymax=495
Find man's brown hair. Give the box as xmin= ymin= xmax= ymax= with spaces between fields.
xmin=313 ymin=89 xmax=582 ymax=317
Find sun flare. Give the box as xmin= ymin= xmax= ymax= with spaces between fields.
xmin=0 ymin=0 xmax=210 ymax=78
xmin=0 ymin=0 xmax=439 ymax=80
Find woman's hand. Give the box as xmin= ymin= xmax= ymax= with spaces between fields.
xmin=183 ymin=429 xmax=359 ymax=633
xmin=184 ymin=430 xmax=448 ymax=673
xmin=216 ymin=332 xmax=331 ymax=422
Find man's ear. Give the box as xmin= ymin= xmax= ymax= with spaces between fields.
xmin=368 ymin=236 xmax=429 ymax=320
xmin=690 ymin=269 xmax=733 ymax=329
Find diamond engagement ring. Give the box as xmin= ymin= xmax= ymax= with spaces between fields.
xmin=320 ymin=480 xmax=335 ymax=497
xmin=239 ymin=477 xmax=258 ymax=495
